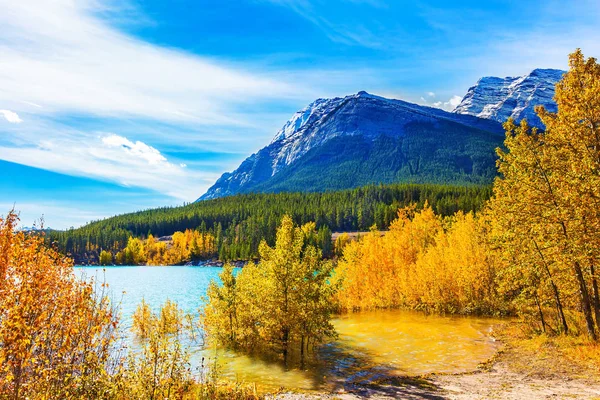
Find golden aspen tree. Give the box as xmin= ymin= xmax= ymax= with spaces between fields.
xmin=334 ymin=233 xmax=351 ymax=257
xmin=99 ymin=249 xmax=113 ymax=265
xmin=336 ymin=204 xmax=500 ymax=314
xmin=415 ymin=212 xmax=498 ymax=314
xmin=537 ymin=49 xmax=600 ymax=336
xmin=336 ymin=204 xmax=442 ymax=310
xmin=124 ymin=237 xmax=145 ymax=265
xmin=204 ymin=263 xmax=239 ymax=345
xmin=132 ymin=298 xmax=153 ymax=340
xmin=488 ymin=50 xmax=600 ymax=340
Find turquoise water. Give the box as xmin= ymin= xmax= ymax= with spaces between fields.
xmin=76 ymin=265 xmax=502 ymax=391
xmin=76 ymin=265 xmax=227 ymax=331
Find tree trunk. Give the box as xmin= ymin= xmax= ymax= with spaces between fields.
xmin=534 ymin=292 xmax=547 ymax=333
xmin=282 ymin=328 xmax=289 ymax=364
xmin=533 ymin=240 xmax=569 ymax=333
xmin=544 ymin=271 xmax=569 ymax=334
xmin=551 ymin=280 xmax=569 ymax=334
xmin=575 ymin=262 xmax=597 ymax=340
xmin=590 ymin=264 xmax=600 ymax=332
xmin=300 ymin=335 xmax=305 ymax=369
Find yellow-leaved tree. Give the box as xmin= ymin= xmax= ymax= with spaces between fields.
xmin=336 ymin=204 xmax=498 ymax=314
xmin=336 ymin=204 xmax=442 ymax=311
xmin=488 ymin=50 xmax=600 ymax=340
xmin=204 ymin=216 xmax=338 ymax=363
xmin=124 ymin=300 xmax=194 ymax=399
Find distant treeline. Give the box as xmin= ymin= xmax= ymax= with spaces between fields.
xmin=46 ymin=183 xmax=492 ymax=264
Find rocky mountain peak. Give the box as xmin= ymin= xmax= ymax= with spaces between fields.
xmin=453 ymin=68 xmax=565 ymax=128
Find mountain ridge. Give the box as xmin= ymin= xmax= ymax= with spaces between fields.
xmin=199 ymin=91 xmax=504 ymax=201
xmin=199 ymin=68 xmax=564 ymax=201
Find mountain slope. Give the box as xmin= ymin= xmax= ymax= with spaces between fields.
xmin=199 ymin=92 xmax=503 ymax=200
xmin=453 ymin=68 xmax=565 ymax=128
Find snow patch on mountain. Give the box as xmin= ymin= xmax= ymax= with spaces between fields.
xmin=453 ymin=69 xmax=565 ymax=128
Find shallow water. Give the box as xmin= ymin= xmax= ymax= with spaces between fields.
xmin=76 ymin=265 xmax=501 ymax=391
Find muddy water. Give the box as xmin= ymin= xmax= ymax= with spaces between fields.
xmin=202 ymin=309 xmax=501 ymax=391
xmin=77 ymin=266 xmax=502 ymax=391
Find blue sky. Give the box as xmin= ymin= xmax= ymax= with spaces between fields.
xmin=1 ymin=0 xmax=599 ymax=229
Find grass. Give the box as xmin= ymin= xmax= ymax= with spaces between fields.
xmin=194 ymin=380 xmax=264 ymax=399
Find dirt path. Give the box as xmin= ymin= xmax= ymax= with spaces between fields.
xmin=271 ymin=366 xmax=600 ymax=399
xmin=431 ymin=362 xmax=600 ymax=399
xmin=270 ymin=334 xmax=600 ymax=400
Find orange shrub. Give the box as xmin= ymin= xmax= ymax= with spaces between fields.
xmin=0 ymin=211 xmax=119 ymax=399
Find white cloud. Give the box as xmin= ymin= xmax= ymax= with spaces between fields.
xmin=101 ymin=134 xmax=167 ymax=165
xmin=0 ymin=0 xmax=318 ymax=203
xmin=427 ymin=92 xmax=435 ymax=97
xmin=420 ymin=94 xmax=463 ymax=111
xmin=447 ymin=95 xmax=462 ymax=109
xmin=0 ymin=109 xmax=23 ymax=123
xmin=0 ymin=117 xmax=220 ymax=200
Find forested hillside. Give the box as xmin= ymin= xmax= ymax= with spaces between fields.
xmin=247 ymin=124 xmax=499 ymax=194
xmin=47 ymin=183 xmax=491 ymax=264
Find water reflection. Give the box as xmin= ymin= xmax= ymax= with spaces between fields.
xmin=77 ymin=266 xmax=501 ymax=391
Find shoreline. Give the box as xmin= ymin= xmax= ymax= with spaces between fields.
xmin=77 ymin=259 xmax=250 ymax=268
xmin=270 ymin=323 xmax=600 ymax=400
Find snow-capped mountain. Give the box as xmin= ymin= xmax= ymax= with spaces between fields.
xmin=453 ymin=69 xmax=565 ymax=128
xmin=198 ymin=91 xmax=503 ymax=200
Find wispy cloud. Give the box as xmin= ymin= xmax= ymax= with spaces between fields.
xmin=0 ymin=0 xmax=310 ymax=202
xmin=0 ymin=116 xmax=219 ymax=200
xmin=416 ymin=1 xmax=600 ymax=79
xmin=0 ymin=0 xmax=302 ymax=124
xmin=3 ymin=0 xmax=600 ymax=217
xmin=266 ymin=0 xmax=383 ymax=48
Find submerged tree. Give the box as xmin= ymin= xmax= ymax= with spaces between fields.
xmin=125 ymin=300 xmax=194 ymax=399
xmin=203 ymin=216 xmax=338 ymax=362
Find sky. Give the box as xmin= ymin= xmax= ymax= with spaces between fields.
xmin=1 ymin=0 xmax=599 ymax=229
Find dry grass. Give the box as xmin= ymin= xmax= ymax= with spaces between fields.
xmin=494 ymin=321 xmax=600 ymax=381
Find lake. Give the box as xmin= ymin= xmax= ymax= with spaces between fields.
xmin=76 ymin=265 xmax=502 ymax=391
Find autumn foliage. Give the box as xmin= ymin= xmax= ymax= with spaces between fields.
xmin=335 ymin=204 xmax=498 ymax=314
xmin=102 ymin=229 xmax=216 ymax=266
xmin=488 ymin=50 xmax=600 ymax=340
xmin=3 ymin=49 xmax=600 ymax=398
xmin=0 ymin=211 xmax=119 ymax=399
xmin=336 ymin=50 xmax=600 ymax=343
xmin=203 ymin=216 xmax=338 ymax=362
